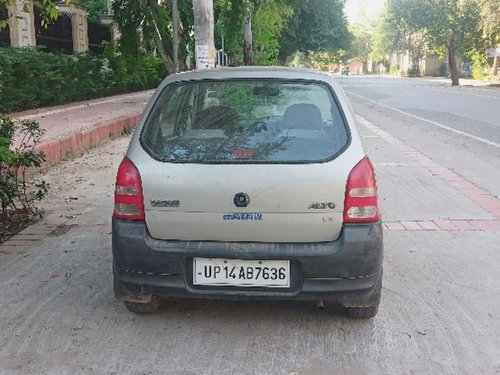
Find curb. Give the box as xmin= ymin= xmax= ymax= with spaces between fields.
xmin=36 ymin=112 xmax=141 ymax=163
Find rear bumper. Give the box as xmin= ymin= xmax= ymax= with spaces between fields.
xmin=112 ymin=219 xmax=383 ymax=305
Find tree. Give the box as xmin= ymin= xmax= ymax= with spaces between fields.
xmin=370 ymin=8 xmax=400 ymax=64
xmin=112 ymin=0 xmax=194 ymax=74
xmin=375 ymin=0 xmax=480 ymax=85
xmin=278 ymin=0 xmax=351 ymax=62
xmin=77 ymin=0 xmax=108 ymax=23
xmin=0 ymin=0 xmax=61 ymax=29
xmin=348 ymin=23 xmax=372 ymax=67
xmin=478 ymin=0 xmax=500 ymax=76
xmin=252 ymin=0 xmax=292 ymax=65
xmin=214 ymin=0 xmax=292 ymax=66
xmin=242 ymin=0 xmax=253 ymax=65
xmin=422 ymin=0 xmax=481 ymax=85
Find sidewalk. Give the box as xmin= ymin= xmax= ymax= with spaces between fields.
xmin=424 ymin=77 xmax=500 ymax=87
xmin=10 ymin=90 xmax=154 ymax=162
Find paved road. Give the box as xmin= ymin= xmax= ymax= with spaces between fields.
xmin=341 ymin=76 xmax=500 ymax=145
xmin=1 ymin=77 xmax=499 ymax=374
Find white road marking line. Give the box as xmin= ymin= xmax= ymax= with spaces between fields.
xmin=375 ymin=162 xmax=419 ymax=166
xmin=342 ymin=83 xmax=500 ymax=100
xmin=13 ymin=91 xmax=153 ymax=121
xmin=346 ymin=90 xmax=500 ymax=150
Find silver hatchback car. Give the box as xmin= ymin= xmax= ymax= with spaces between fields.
xmin=112 ymin=67 xmax=383 ymax=318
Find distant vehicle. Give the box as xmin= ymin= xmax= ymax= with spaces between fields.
xmin=112 ymin=67 xmax=384 ymax=318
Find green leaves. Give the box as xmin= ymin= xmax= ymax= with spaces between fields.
xmin=0 ymin=46 xmax=165 ymax=113
xmin=252 ymin=0 xmax=293 ymax=65
xmin=278 ymin=0 xmax=351 ymax=60
xmin=371 ymin=0 xmax=488 ymax=84
xmin=0 ymin=115 xmax=48 ymax=227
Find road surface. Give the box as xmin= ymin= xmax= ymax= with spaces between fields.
xmin=0 ymin=77 xmax=499 ymax=374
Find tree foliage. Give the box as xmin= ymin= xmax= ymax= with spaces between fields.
xmin=478 ymin=0 xmax=500 ymax=45
xmin=371 ymin=0 xmax=482 ymax=85
xmin=111 ymin=0 xmax=194 ymax=74
xmin=348 ymin=23 xmax=372 ymax=62
xmin=214 ymin=0 xmax=293 ymax=65
xmin=279 ymin=0 xmax=351 ymax=61
xmin=252 ymin=0 xmax=293 ymax=65
xmin=0 ymin=0 xmax=61 ymax=29
xmin=1 ymin=115 xmax=49 ymax=240
xmin=77 ymin=0 xmax=108 ymax=23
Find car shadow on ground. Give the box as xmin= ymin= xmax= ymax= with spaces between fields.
xmin=135 ymin=297 xmax=350 ymax=320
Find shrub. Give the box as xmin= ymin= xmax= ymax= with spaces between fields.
xmin=1 ymin=115 xmax=49 ymax=240
xmin=389 ymin=65 xmax=400 ymax=75
xmin=0 ymin=46 xmax=166 ymax=113
xmin=437 ymin=63 xmax=447 ymax=77
xmin=470 ymin=51 xmax=492 ymax=81
xmin=406 ymin=64 xmax=421 ymax=78
xmin=103 ymin=42 xmax=166 ymax=91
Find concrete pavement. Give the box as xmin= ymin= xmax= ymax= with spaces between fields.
xmin=10 ymin=90 xmax=153 ymax=162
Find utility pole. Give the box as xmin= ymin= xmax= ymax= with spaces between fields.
xmin=192 ymin=0 xmax=215 ymax=70
xmin=172 ymin=0 xmax=180 ymax=73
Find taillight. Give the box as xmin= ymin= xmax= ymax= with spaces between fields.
xmin=343 ymin=157 xmax=380 ymax=223
xmin=113 ymin=157 xmax=145 ymax=221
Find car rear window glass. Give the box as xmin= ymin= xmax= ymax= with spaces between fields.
xmin=141 ymin=79 xmax=349 ymax=163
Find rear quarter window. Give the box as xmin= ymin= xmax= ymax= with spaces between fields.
xmin=141 ymin=79 xmax=349 ymax=163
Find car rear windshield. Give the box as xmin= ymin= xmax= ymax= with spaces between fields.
xmin=141 ymin=79 xmax=349 ymax=163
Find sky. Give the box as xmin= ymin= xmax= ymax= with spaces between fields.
xmin=344 ymin=0 xmax=386 ymax=23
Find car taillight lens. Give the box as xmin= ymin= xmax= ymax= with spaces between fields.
xmin=343 ymin=157 xmax=380 ymax=223
xmin=113 ymin=157 xmax=145 ymax=221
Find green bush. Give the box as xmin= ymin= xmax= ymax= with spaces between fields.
xmin=1 ymin=115 xmax=48 ymax=239
xmin=406 ymin=64 xmax=421 ymax=78
xmin=437 ymin=63 xmax=447 ymax=77
xmin=103 ymin=42 xmax=167 ymax=91
xmin=389 ymin=65 xmax=400 ymax=75
xmin=469 ymin=51 xmax=492 ymax=81
xmin=0 ymin=46 xmax=167 ymax=113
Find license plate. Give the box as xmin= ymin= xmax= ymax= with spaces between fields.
xmin=193 ymin=258 xmax=290 ymax=288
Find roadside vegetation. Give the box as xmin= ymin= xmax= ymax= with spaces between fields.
xmin=0 ymin=116 xmax=48 ymax=242
xmin=352 ymin=0 xmax=500 ymax=85
xmin=0 ymin=46 xmax=165 ymax=113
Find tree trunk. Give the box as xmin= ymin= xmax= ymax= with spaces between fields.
xmin=243 ymin=1 xmax=253 ymax=65
xmin=172 ymin=0 xmax=180 ymax=73
xmin=144 ymin=0 xmax=175 ymax=74
xmin=492 ymin=56 xmax=500 ymax=77
xmin=447 ymin=42 xmax=459 ymax=86
xmin=150 ymin=19 xmax=175 ymax=74
xmin=192 ymin=0 xmax=215 ymax=70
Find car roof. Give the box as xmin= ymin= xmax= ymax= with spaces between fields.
xmin=163 ymin=66 xmax=337 ymax=85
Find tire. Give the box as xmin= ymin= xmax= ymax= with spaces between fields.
xmin=124 ymin=297 xmax=161 ymax=314
xmin=344 ymin=268 xmax=383 ymax=319
xmin=345 ymin=305 xmax=379 ymax=319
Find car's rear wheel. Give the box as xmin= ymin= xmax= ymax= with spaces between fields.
xmin=343 ymin=268 xmax=382 ymax=319
xmin=345 ymin=305 xmax=379 ymax=319
xmin=124 ymin=297 xmax=161 ymax=314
